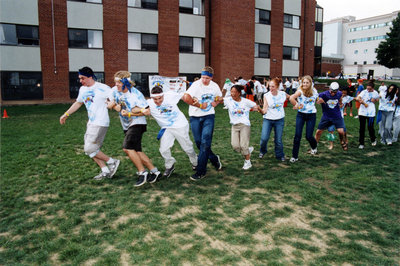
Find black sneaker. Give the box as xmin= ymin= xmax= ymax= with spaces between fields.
xmin=148 ymin=171 xmax=160 ymax=184
xmin=134 ymin=172 xmax=148 ymax=187
xmin=163 ymin=164 xmax=175 ymax=178
xmin=213 ymin=155 xmax=222 ymax=170
xmin=190 ymin=173 xmax=205 ymax=181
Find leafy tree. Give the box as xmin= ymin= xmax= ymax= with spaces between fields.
xmin=375 ymin=13 xmax=400 ymax=69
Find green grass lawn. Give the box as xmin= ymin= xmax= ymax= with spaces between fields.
xmin=1 ymin=102 xmax=399 ymax=265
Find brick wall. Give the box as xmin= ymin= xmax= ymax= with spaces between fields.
xmin=209 ymin=0 xmax=255 ymax=86
xmin=158 ymin=0 xmax=179 ymax=76
xmin=103 ymin=0 xmax=128 ymax=86
xmin=299 ymin=0 xmax=316 ymax=76
xmin=321 ymin=62 xmax=342 ymax=77
xmin=38 ymin=0 xmax=70 ymax=103
xmin=270 ymin=0 xmax=284 ymax=78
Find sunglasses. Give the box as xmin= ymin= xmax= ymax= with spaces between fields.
xmin=330 ymin=90 xmax=338 ymax=94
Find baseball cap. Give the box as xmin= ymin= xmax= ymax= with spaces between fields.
xmin=329 ymin=82 xmax=339 ymax=91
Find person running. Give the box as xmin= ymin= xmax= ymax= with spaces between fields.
xmin=315 ymin=82 xmax=348 ymax=151
xmin=223 ymin=84 xmax=261 ymax=170
xmin=59 ymin=66 xmax=120 ymax=180
xmin=344 ymin=78 xmax=355 ymax=117
xmin=288 ymin=75 xmax=319 ymax=163
xmin=356 ymin=82 xmax=380 ymax=149
xmin=378 ymin=84 xmax=397 ymax=145
xmin=145 ymin=86 xmax=198 ymax=178
xmin=182 ymin=66 xmax=223 ymax=180
xmin=259 ymin=77 xmax=290 ymax=161
xmin=392 ymin=86 xmax=400 ymax=142
xmin=109 ymin=71 xmax=160 ymax=187
xmin=354 ymin=79 xmax=364 ymax=119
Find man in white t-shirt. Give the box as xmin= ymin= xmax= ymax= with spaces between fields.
xmin=251 ymin=76 xmax=263 ymax=104
xmin=146 ymin=86 xmax=198 ymax=178
xmin=182 ymin=66 xmax=223 ymax=180
xmin=291 ymin=78 xmax=299 ymax=94
xmin=60 ymin=67 xmax=120 ymax=180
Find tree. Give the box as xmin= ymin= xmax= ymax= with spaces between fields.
xmin=375 ymin=13 xmax=400 ymax=69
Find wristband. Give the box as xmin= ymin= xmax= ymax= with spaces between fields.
xmin=128 ymin=112 xmax=131 ymax=118
xmin=199 ymin=104 xmax=202 ymax=109
xmin=64 ymin=112 xmax=70 ymax=117
xmin=140 ymin=108 xmax=145 ymax=113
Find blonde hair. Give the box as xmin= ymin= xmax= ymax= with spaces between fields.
xmin=113 ymin=70 xmax=135 ymax=87
xmin=201 ymin=66 xmax=214 ymax=75
xmin=299 ymin=75 xmax=314 ymax=97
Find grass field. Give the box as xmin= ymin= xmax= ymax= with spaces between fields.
xmin=0 ymin=101 xmax=399 ymax=265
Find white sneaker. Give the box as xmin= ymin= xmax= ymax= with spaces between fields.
xmin=248 ymin=146 xmax=254 ymax=155
xmin=354 ymin=115 xmax=359 ymax=119
xmin=289 ymin=157 xmax=298 ymax=163
xmin=310 ymin=148 xmax=318 ymax=155
xmin=387 ymin=141 xmax=392 ymax=145
xmin=242 ymin=160 xmax=252 ymax=170
xmin=359 ymin=145 xmax=364 ymax=149
xmin=371 ymin=141 xmax=377 ymax=146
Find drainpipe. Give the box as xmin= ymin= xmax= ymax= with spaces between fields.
xmin=51 ymin=0 xmax=57 ymax=74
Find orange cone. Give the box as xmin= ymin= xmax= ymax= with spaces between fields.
xmin=2 ymin=109 xmax=9 ymax=118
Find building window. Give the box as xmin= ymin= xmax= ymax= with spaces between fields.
xmin=128 ymin=33 xmax=158 ymax=51
xmin=255 ymin=43 xmax=270 ymax=58
xmin=131 ymin=73 xmax=157 ymax=97
xmin=354 ymin=50 xmax=358 ymax=54
xmin=69 ymin=72 xmax=104 ymax=99
xmin=315 ymin=7 xmax=323 ymax=23
xmin=314 ymin=31 xmax=322 ymax=46
xmin=364 ymin=49 xmax=368 ymax=53
xmin=354 ymin=62 xmax=357 ymax=65
xmin=373 ymin=60 xmax=377 ymax=64
xmin=363 ymin=61 xmax=367 ymax=65
xmin=128 ymin=0 xmax=158 ymax=10
xmin=179 ymin=37 xmax=204 ymax=53
xmin=283 ymin=46 xmax=299 ymax=60
xmin=68 ymin=29 xmax=102 ymax=48
xmin=1 ymin=71 xmax=43 ymax=100
xmin=0 ymin=23 xmax=39 ymax=46
xmin=179 ymin=0 xmax=203 ymax=15
xmin=255 ymin=9 xmax=270 ymax=25
xmin=284 ymin=14 xmax=300 ymax=29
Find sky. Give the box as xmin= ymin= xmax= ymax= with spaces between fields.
xmin=316 ymin=0 xmax=400 ymax=22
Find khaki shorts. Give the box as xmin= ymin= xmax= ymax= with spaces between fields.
xmin=84 ymin=124 xmax=108 ymax=158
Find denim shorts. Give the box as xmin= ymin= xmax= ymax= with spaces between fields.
xmin=317 ymin=117 xmax=345 ymax=130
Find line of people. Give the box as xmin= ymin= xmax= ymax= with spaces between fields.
xmin=60 ymin=66 xmax=399 ymax=187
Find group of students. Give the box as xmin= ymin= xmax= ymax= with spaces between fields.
xmin=60 ymin=66 xmax=399 ymax=187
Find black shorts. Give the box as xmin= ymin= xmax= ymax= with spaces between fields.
xmin=123 ymin=124 xmax=147 ymax=151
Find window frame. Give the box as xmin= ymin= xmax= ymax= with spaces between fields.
xmin=283 ymin=14 xmax=300 ymax=29
xmin=283 ymin=46 xmax=299 ymax=60
xmin=68 ymin=28 xmax=103 ymax=49
xmin=0 ymin=23 xmax=40 ymax=46
xmin=255 ymin=9 xmax=271 ymax=25
xmin=179 ymin=0 xmax=203 ymax=15
xmin=128 ymin=33 xmax=158 ymax=51
xmin=179 ymin=36 xmax=204 ymax=54
xmin=128 ymin=0 xmax=158 ymax=10
xmin=254 ymin=43 xmax=270 ymax=58
xmin=1 ymin=71 xmax=43 ymax=100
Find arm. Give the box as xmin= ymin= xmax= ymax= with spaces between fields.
xmin=260 ymin=95 xmax=269 ymax=115
xmin=60 ymin=101 xmax=84 ymax=124
xmin=289 ymin=91 xmax=303 ymax=110
xmin=182 ymin=93 xmax=208 ymax=109
xmin=356 ymin=95 xmax=368 ymax=107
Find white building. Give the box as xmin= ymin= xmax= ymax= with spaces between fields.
xmin=322 ymin=11 xmax=400 ymax=79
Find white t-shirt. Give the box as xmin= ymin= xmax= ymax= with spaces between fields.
xmin=378 ymin=85 xmax=387 ymax=93
xmin=284 ymin=80 xmax=291 ymax=89
xmin=112 ymin=86 xmax=148 ymax=130
xmin=263 ymin=91 xmax=286 ymax=120
xmin=254 ymin=80 xmax=263 ymax=94
xmin=358 ymin=90 xmax=379 ymax=117
xmin=186 ymin=79 xmax=222 ymax=117
xmin=292 ymin=80 xmax=299 ymax=90
xmin=340 ymin=96 xmax=354 ymax=117
xmin=225 ymin=97 xmax=256 ymax=126
xmin=394 ymin=105 xmax=400 ymax=117
xmin=223 ymin=81 xmax=234 ymax=98
xmin=297 ymin=88 xmax=318 ymax=114
xmin=378 ymin=90 xmax=397 ymax=112
xmin=279 ymin=83 xmax=284 ymax=91
xmin=147 ymin=91 xmax=188 ymax=128
xmin=77 ymin=82 xmax=112 ymax=127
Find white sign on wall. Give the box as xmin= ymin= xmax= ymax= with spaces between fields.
xmin=148 ymin=75 xmax=187 ymax=94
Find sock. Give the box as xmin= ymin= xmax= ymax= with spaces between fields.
xmin=150 ymin=168 xmax=159 ymax=173
xmin=245 ymin=159 xmax=251 ymax=163
xmin=102 ymin=166 xmax=110 ymax=173
xmin=107 ymin=158 xmax=115 ymax=164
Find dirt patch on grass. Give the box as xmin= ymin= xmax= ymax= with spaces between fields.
xmin=83 ymin=258 xmax=97 ymax=266
xmin=112 ymin=213 xmax=140 ymax=228
xmin=25 ymin=193 xmax=58 ymax=202
xmin=120 ymin=251 xmax=130 ymax=266
xmin=170 ymin=206 xmax=201 ymax=220
xmin=242 ymin=203 xmax=263 ymax=216
xmin=366 ymin=151 xmax=379 ymax=157
xmin=241 ymin=187 xmax=268 ymax=194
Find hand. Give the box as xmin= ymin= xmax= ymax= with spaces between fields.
xmin=192 ymin=97 xmax=199 ymax=106
xmin=60 ymin=114 xmax=68 ymax=125
xmin=115 ymin=104 xmax=122 ymax=112
xmin=106 ymin=98 xmax=115 ymax=109
xmin=121 ymin=109 xmax=129 ymax=117
xmin=317 ymin=98 xmax=325 ymax=104
xmin=201 ymin=102 xmax=208 ymax=109
xmin=364 ymin=103 xmax=368 ymax=107
xmin=211 ymin=101 xmax=218 ymax=107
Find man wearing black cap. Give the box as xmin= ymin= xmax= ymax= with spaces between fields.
xmin=60 ymin=66 xmax=120 ymax=180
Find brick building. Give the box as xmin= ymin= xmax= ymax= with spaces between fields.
xmin=0 ymin=0 xmax=318 ymax=105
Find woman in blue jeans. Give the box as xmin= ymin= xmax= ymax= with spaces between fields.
xmin=288 ymin=75 xmax=319 ymax=163
xmin=259 ymin=78 xmax=290 ymax=161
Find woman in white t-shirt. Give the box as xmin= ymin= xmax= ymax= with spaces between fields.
xmin=224 ymin=84 xmax=261 ymax=170
xmin=356 ymin=82 xmax=380 ymax=149
xmin=378 ymin=84 xmax=397 ymax=145
xmin=288 ymin=75 xmax=319 ymax=163
xmin=392 ymin=87 xmax=400 ymax=142
xmin=259 ymin=78 xmax=290 ymax=161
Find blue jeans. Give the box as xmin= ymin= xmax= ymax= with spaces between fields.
xmin=259 ymin=118 xmax=285 ymax=159
xmin=292 ymin=112 xmax=317 ymax=159
xmin=190 ymin=114 xmax=219 ymax=175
